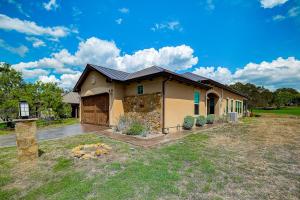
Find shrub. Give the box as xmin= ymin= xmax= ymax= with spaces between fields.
xmin=126 ymin=122 xmax=146 ymax=135
xmin=195 ymin=116 xmax=207 ymax=126
xmin=206 ymin=114 xmax=215 ymax=124
xmin=115 ymin=115 xmax=131 ymax=132
xmin=183 ymin=116 xmax=194 ymax=130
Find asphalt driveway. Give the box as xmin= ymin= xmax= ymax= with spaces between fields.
xmin=0 ymin=123 xmax=106 ymax=147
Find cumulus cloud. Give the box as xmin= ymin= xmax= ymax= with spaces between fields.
xmin=118 ymin=8 xmax=129 ymax=14
xmin=38 ymin=72 xmax=81 ymax=88
xmin=0 ymin=14 xmax=70 ymax=38
xmin=43 ymin=0 xmax=58 ymax=11
xmin=193 ymin=57 xmax=300 ymax=90
xmin=12 ymin=37 xmax=198 ymax=88
xmin=151 ymin=21 xmax=182 ymax=32
xmin=25 ymin=37 xmax=46 ymax=48
xmin=260 ymin=0 xmax=288 ymax=8
xmin=0 ymin=38 xmax=28 ymax=57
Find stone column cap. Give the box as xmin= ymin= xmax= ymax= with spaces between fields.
xmin=13 ymin=118 xmax=38 ymax=122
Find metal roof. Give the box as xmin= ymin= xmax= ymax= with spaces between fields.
xmin=89 ymin=64 xmax=130 ymax=81
xmin=181 ymin=72 xmax=208 ymax=82
xmin=73 ymin=64 xmax=246 ymax=98
xmin=62 ymin=92 xmax=80 ymax=104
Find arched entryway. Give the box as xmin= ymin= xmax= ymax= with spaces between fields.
xmin=206 ymin=90 xmax=221 ymax=115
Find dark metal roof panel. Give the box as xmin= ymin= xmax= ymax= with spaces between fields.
xmin=89 ymin=64 xmax=130 ymax=81
xmin=125 ymin=66 xmax=164 ymax=80
xmin=181 ymin=72 xmax=208 ymax=82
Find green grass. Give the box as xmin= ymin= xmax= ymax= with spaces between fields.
xmin=0 ymin=116 xmax=299 ymax=199
xmin=37 ymin=118 xmax=79 ymax=128
xmin=253 ymin=106 xmax=300 ymax=116
xmin=0 ymin=118 xmax=79 ymax=136
xmin=0 ymin=129 xmax=14 ymax=136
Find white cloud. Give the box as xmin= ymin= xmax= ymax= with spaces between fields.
xmin=260 ymin=0 xmax=288 ymax=8
xmin=38 ymin=74 xmax=59 ymax=83
xmin=272 ymin=14 xmax=286 ymax=21
xmin=118 ymin=8 xmax=129 ymax=14
xmin=272 ymin=6 xmax=300 ymax=21
xmin=38 ymin=72 xmax=81 ymax=88
xmin=288 ymin=6 xmax=300 ymax=17
xmin=193 ymin=57 xmax=300 ymax=90
xmin=0 ymin=14 xmax=70 ymax=38
xmin=193 ymin=66 xmax=233 ymax=84
xmin=25 ymin=37 xmax=46 ymax=48
xmin=115 ymin=18 xmax=123 ymax=25
xmin=23 ymin=68 xmax=49 ymax=79
xmin=12 ymin=37 xmax=198 ymax=88
xmin=151 ymin=21 xmax=182 ymax=32
xmin=0 ymin=38 xmax=28 ymax=57
xmin=43 ymin=0 xmax=58 ymax=11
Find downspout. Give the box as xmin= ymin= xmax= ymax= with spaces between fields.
xmin=162 ymin=76 xmax=171 ymax=134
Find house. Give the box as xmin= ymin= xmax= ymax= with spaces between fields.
xmin=73 ymin=64 xmax=247 ymax=133
xmin=62 ymin=92 xmax=80 ymax=118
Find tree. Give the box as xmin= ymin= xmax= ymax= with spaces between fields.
xmin=273 ymin=88 xmax=298 ymax=107
xmin=0 ymin=63 xmax=25 ymax=121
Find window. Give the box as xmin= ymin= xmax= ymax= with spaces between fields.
xmin=194 ymin=91 xmax=200 ymax=115
xmin=137 ymin=85 xmax=143 ymax=95
xmin=235 ymin=101 xmax=238 ymax=112
xmin=231 ymin=99 xmax=233 ymax=112
xmin=226 ymin=99 xmax=229 ymax=113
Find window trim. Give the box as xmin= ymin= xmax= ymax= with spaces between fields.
xmin=194 ymin=91 xmax=200 ymax=115
xmin=137 ymin=85 xmax=144 ymax=95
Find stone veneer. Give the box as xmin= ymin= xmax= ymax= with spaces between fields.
xmin=15 ymin=119 xmax=38 ymax=162
xmin=123 ymin=92 xmax=161 ymax=132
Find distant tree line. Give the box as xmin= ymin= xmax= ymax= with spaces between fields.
xmin=0 ymin=63 xmax=71 ymax=121
xmin=230 ymin=82 xmax=300 ymax=109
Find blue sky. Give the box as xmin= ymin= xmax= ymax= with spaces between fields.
xmin=0 ymin=0 xmax=300 ymax=90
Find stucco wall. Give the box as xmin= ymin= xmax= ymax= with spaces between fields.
xmin=164 ymin=80 xmax=206 ymax=133
xmin=125 ymin=77 xmax=163 ymax=96
xmin=207 ymin=86 xmax=245 ymax=117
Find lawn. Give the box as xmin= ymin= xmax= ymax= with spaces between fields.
xmin=253 ymin=106 xmax=300 ymax=116
xmin=0 ymin=116 xmax=299 ymax=199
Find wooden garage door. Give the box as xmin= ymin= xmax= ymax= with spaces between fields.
xmin=81 ymin=93 xmax=109 ymax=126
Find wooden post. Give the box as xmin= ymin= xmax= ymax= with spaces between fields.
xmin=14 ymin=119 xmax=38 ymax=162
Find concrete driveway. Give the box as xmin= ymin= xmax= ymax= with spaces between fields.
xmin=0 ymin=123 xmax=107 ymax=147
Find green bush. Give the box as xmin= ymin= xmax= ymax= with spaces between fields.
xmin=195 ymin=116 xmax=207 ymax=126
xmin=206 ymin=114 xmax=215 ymax=124
xmin=183 ymin=116 xmax=194 ymax=130
xmin=126 ymin=122 xmax=146 ymax=135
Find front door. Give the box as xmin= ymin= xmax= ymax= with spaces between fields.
xmin=209 ymin=97 xmax=215 ymax=114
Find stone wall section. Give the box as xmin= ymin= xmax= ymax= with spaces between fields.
xmin=123 ymin=92 xmax=161 ymax=132
xmin=15 ymin=120 xmax=38 ymax=162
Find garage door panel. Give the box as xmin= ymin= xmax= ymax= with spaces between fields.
xmin=81 ymin=93 xmax=109 ymax=126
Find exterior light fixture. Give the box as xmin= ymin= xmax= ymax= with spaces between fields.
xmin=19 ymin=101 xmax=29 ymax=119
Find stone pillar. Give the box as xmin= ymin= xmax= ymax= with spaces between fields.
xmin=14 ymin=119 xmax=38 ymax=162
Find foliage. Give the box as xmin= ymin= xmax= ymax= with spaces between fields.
xmin=206 ymin=114 xmax=215 ymax=124
xmin=230 ymin=82 xmax=300 ymax=109
xmin=195 ymin=116 xmax=206 ymax=126
xmin=183 ymin=116 xmax=194 ymax=130
xmin=0 ymin=63 xmax=24 ymax=120
xmin=0 ymin=63 xmax=71 ymax=120
xmin=126 ymin=122 xmax=146 ymax=135
xmin=115 ymin=115 xmax=131 ymax=132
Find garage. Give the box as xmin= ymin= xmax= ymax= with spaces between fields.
xmin=81 ymin=93 xmax=109 ymax=126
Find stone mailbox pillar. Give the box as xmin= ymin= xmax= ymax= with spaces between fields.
xmin=14 ymin=119 xmax=38 ymax=162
